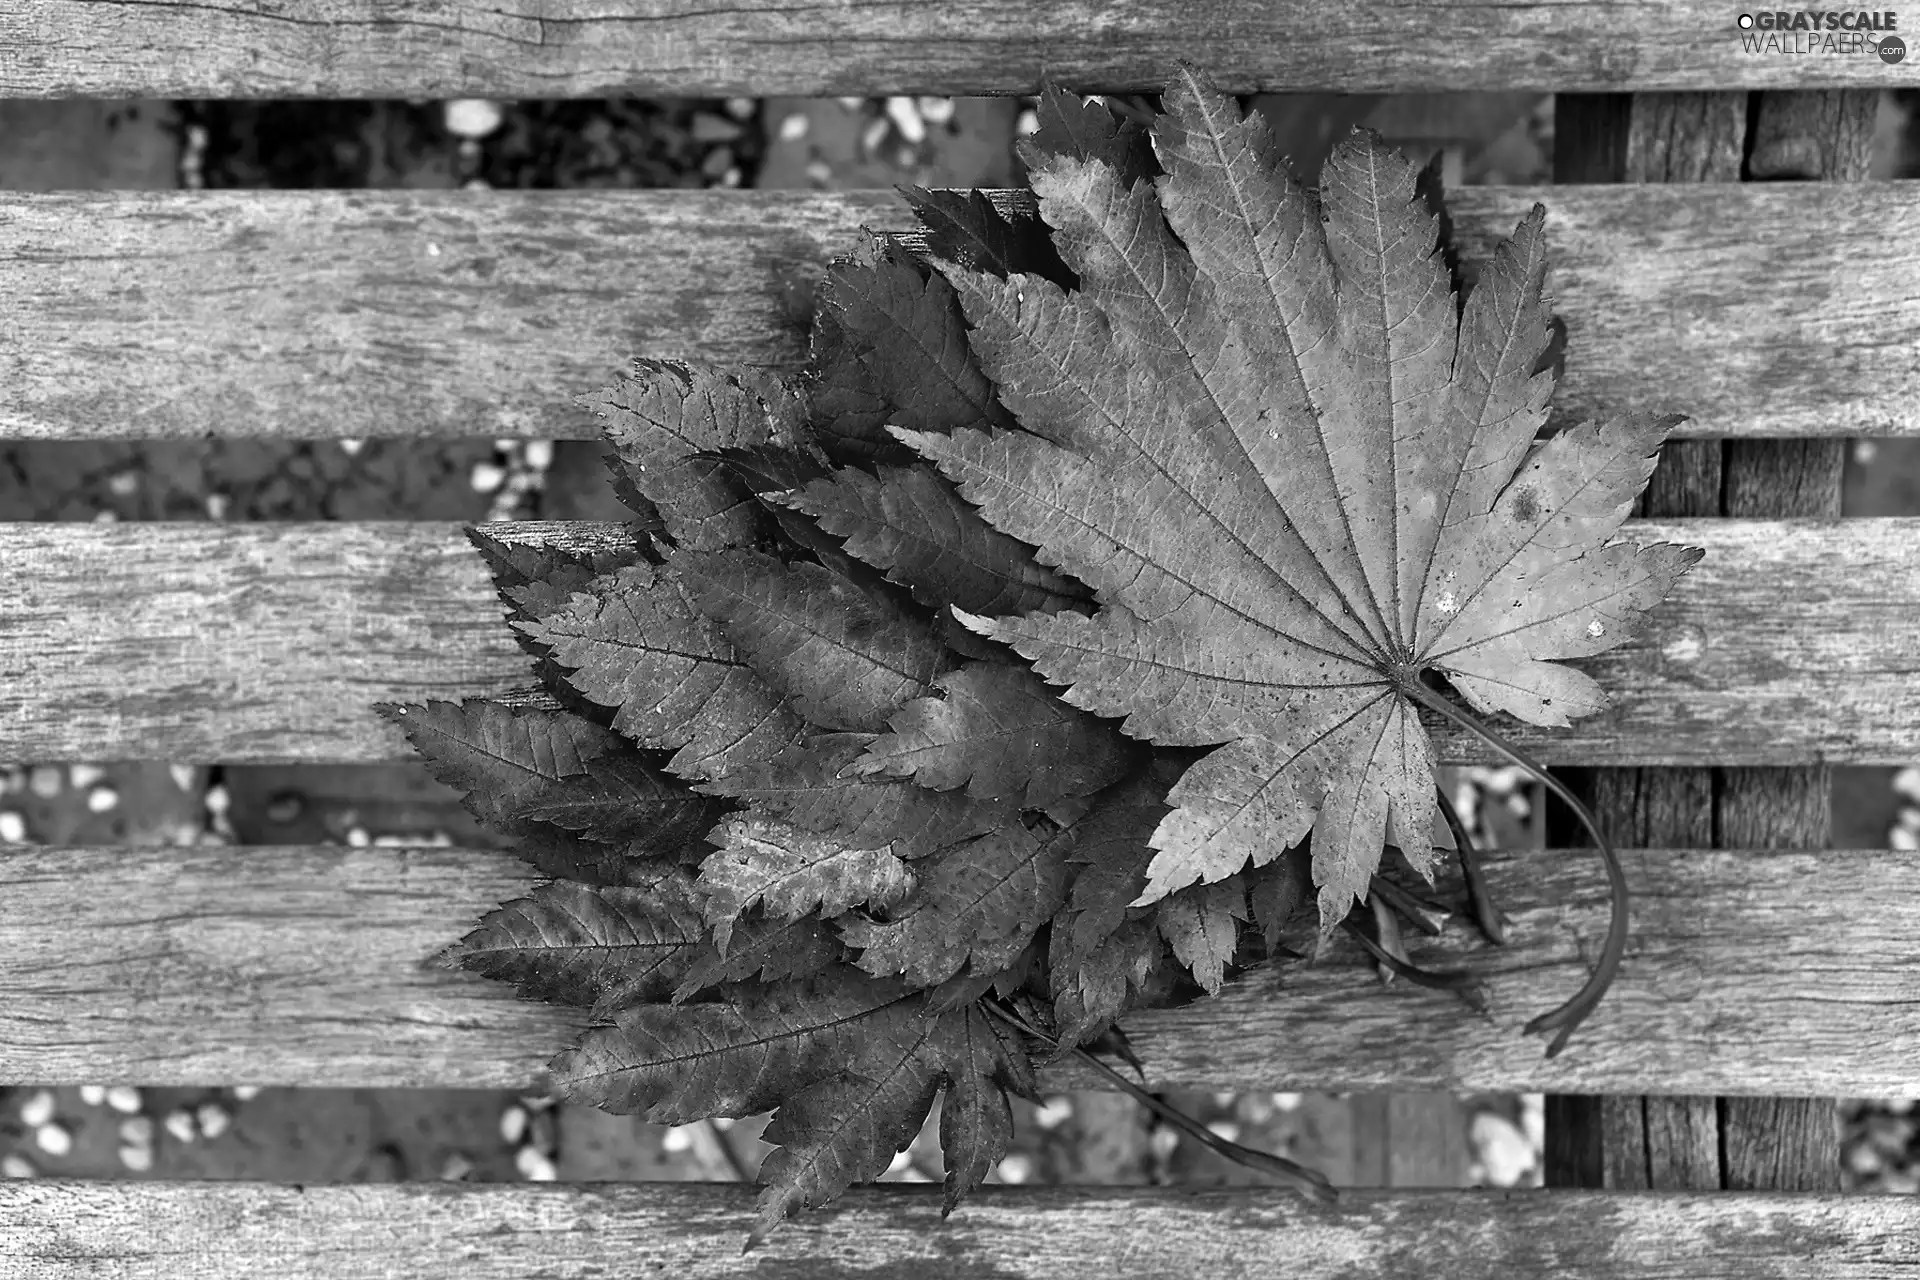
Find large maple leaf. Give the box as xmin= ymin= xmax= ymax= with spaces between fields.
xmin=902 ymin=67 xmax=1701 ymax=925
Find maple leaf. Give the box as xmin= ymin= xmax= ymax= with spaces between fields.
xmin=715 ymin=732 xmax=1016 ymax=860
xmin=670 ymin=912 xmax=843 ymax=1003
xmin=808 ymin=244 xmax=1015 ymax=463
xmin=901 ymin=67 xmax=1702 ymax=925
xmin=524 ymin=563 xmax=1014 ymax=857
xmin=373 ymin=697 xmax=645 ymax=883
xmin=900 ymin=185 xmax=1070 ymax=283
xmin=445 ymin=872 xmax=706 ymax=1018
xmin=781 ymin=463 xmax=1090 ymax=618
xmin=673 ymin=547 xmax=950 ymax=733
xmin=507 ymin=752 xmax=730 ymax=864
xmin=551 ymin=968 xmax=917 ymax=1119
xmin=851 ymin=663 xmax=1134 ymax=809
xmin=695 ymin=814 xmax=916 ymax=952
xmin=750 ymin=1001 xmax=944 ymax=1243
xmin=1155 ymin=876 xmax=1249 ymax=995
xmin=750 ymin=998 xmax=1036 ymax=1244
xmin=1049 ymin=916 xmax=1166 ymax=1051
xmin=582 ymin=358 xmax=804 ymax=551
xmin=520 ymin=562 xmax=811 ymax=785
xmin=936 ymin=1002 xmax=1038 ymax=1212
xmin=838 ymin=820 xmax=1072 ymax=987
xmin=1029 ymin=81 xmax=1156 ymax=188
xmin=374 ymin=698 xmax=615 ymax=820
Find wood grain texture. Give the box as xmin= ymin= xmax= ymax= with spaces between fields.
xmin=1747 ymin=90 xmax=1881 ymax=179
xmin=4 ymin=518 xmax=1915 ymax=765
xmin=3 ymin=1182 xmax=1918 ymax=1279
xmin=1554 ymin=94 xmax=1747 ymax=184
xmin=4 ymin=1 xmax=1915 ymax=98
xmin=1546 ymin=82 xmax=1857 ymax=1198
xmin=3 ymin=842 xmax=1918 ymax=1095
xmin=0 ymin=184 xmax=1915 ymax=442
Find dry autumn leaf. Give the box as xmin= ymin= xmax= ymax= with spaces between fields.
xmin=901 ymin=66 xmax=1702 ymax=928
xmin=396 ymin=70 xmax=1706 ymax=1243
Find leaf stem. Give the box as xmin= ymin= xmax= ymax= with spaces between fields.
xmin=1368 ymin=874 xmax=1450 ymax=936
xmin=983 ymin=1002 xmax=1337 ymax=1203
xmin=1435 ymin=782 xmax=1513 ymax=946
xmin=1339 ymin=917 xmax=1487 ymax=1013
xmin=1400 ymin=680 xmax=1628 ymax=1058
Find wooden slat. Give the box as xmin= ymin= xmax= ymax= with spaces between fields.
xmin=3 ymin=518 xmax=1915 ymax=765
xmin=3 ymin=841 xmax=1916 ymax=1095
xmin=4 ymin=1 xmax=1916 ymax=98
xmin=3 ymin=1182 xmax=1917 ymax=1279
xmin=0 ymin=184 xmax=1914 ymax=442
xmin=1546 ymin=86 xmax=1859 ymax=1199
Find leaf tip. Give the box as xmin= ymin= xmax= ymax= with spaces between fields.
xmin=426 ymin=941 xmax=467 ymax=972
xmin=947 ymin=606 xmax=998 ymax=638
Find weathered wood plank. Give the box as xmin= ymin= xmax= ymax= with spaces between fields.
xmin=4 ymin=0 xmax=1914 ymax=98
xmin=3 ymin=842 xmax=1917 ymax=1095
xmin=1546 ymin=84 xmax=1856 ymax=1198
xmin=0 ymin=184 xmax=1914 ymax=442
xmin=2 ymin=518 xmax=1913 ymax=765
xmin=2 ymin=1182 xmax=1916 ymax=1279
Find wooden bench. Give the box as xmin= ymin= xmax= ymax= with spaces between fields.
xmin=2 ymin=5 xmax=1918 ymax=1274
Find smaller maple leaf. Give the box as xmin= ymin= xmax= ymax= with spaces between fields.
xmin=781 ymin=463 xmax=1090 ymax=618
xmin=673 ymin=547 xmax=951 ymax=733
xmin=712 ymin=731 xmax=1015 ymax=859
xmin=551 ymin=968 xmax=917 ymax=1120
xmin=809 ymin=244 xmax=1015 ymax=462
xmin=751 ymin=1001 xmax=944 ymax=1244
xmin=582 ymin=359 xmax=805 ymax=552
xmin=670 ymin=913 xmax=843 ymax=1003
xmin=937 ymin=1002 xmax=1038 ymax=1213
xmin=1049 ymin=918 xmax=1167 ymax=1052
xmin=505 ymin=752 xmax=731 ymax=864
xmin=851 ymin=663 xmax=1134 ymax=809
xmin=526 ymin=564 xmax=1002 ymax=860
xmin=1028 ymin=81 xmax=1156 ymax=187
xmin=839 ymin=821 xmax=1071 ymax=987
xmin=899 ymin=185 xmax=1070 ymax=283
xmin=520 ymin=562 xmax=810 ymax=786
xmin=444 ymin=875 xmax=706 ymax=1018
xmin=1155 ymin=877 xmax=1249 ymax=995
xmin=374 ymin=697 xmax=646 ymax=881
xmin=374 ymin=698 xmax=614 ymax=822
xmin=750 ymin=998 xmax=1037 ymax=1244
xmin=695 ymin=814 xmax=916 ymax=952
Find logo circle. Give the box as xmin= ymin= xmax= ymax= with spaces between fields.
xmin=1880 ymin=34 xmax=1908 ymax=62
xmin=1738 ymin=12 xmax=1754 ymax=27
